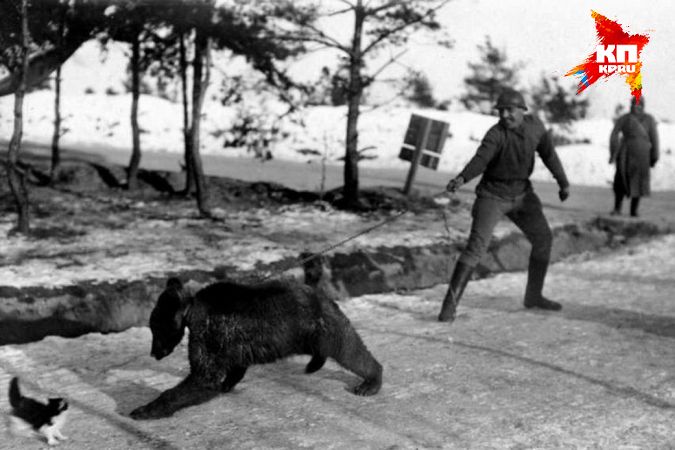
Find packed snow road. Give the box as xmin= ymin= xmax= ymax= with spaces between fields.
xmin=1 ymin=235 xmax=674 ymax=449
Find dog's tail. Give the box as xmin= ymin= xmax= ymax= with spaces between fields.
xmin=8 ymin=377 xmax=22 ymax=409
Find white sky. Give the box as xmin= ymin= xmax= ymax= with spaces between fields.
xmin=292 ymin=0 xmax=674 ymax=122
xmin=429 ymin=0 xmax=673 ymax=121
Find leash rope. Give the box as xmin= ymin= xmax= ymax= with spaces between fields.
xmin=259 ymin=189 xmax=454 ymax=281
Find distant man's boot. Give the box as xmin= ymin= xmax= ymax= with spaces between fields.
xmin=630 ymin=197 xmax=640 ymax=217
xmin=438 ymin=261 xmax=474 ymax=322
xmin=611 ymin=193 xmax=623 ymax=215
xmin=523 ymin=257 xmax=562 ymax=311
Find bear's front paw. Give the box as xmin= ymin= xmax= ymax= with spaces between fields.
xmin=351 ymin=378 xmax=381 ymax=396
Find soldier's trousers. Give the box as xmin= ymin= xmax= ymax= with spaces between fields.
xmin=458 ymin=189 xmax=553 ymax=267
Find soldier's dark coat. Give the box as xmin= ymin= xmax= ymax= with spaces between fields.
xmin=610 ymin=111 xmax=659 ymax=198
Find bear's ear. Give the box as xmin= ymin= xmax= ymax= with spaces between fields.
xmin=161 ymin=278 xmax=202 ymax=308
xmin=156 ymin=284 xmax=182 ymax=312
xmin=166 ymin=277 xmax=183 ymax=291
xmin=157 ymin=278 xmax=186 ymax=310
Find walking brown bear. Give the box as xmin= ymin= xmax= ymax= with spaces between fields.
xmin=130 ymin=277 xmax=382 ymax=420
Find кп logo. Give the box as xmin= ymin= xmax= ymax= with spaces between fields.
xmin=596 ymin=44 xmax=637 ymax=73
xmin=566 ymin=11 xmax=650 ymax=103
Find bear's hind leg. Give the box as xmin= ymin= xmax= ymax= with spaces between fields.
xmin=221 ymin=366 xmax=248 ymax=393
xmin=305 ymin=355 xmax=327 ymax=374
xmin=322 ymin=315 xmax=382 ymax=396
xmin=341 ymin=343 xmax=382 ymax=396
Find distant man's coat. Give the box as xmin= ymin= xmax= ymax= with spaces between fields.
xmin=610 ymin=112 xmax=659 ymax=198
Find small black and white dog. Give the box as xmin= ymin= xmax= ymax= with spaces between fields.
xmin=8 ymin=377 xmax=68 ymax=446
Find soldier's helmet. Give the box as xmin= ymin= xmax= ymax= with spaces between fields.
xmin=495 ymin=89 xmax=528 ymax=111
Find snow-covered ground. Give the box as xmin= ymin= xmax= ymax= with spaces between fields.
xmin=0 ymin=202 xmax=469 ymax=288
xmin=1 ymin=234 xmax=674 ymax=449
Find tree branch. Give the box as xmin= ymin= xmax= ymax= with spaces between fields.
xmin=336 ymin=0 xmax=357 ymax=9
xmin=365 ymin=0 xmax=405 ymax=15
xmin=367 ymin=48 xmax=408 ymax=83
xmin=362 ymin=0 xmax=450 ymax=55
xmin=0 ymin=39 xmax=84 ymax=96
xmin=276 ymin=31 xmax=348 ymax=54
xmin=280 ymin=21 xmax=349 ymax=53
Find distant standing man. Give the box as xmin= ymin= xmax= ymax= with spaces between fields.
xmin=438 ymin=88 xmax=570 ymax=323
xmin=609 ymin=97 xmax=659 ymax=217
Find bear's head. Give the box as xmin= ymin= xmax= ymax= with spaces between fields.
xmin=149 ymin=278 xmax=190 ymax=360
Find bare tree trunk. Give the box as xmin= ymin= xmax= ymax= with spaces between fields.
xmin=343 ymin=0 xmax=365 ymax=207
xmin=179 ymin=32 xmax=194 ymax=196
xmin=127 ymin=32 xmax=142 ymax=190
xmin=6 ymin=0 xmax=31 ymax=234
xmin=50 ymin=65 xmax=62 ymax=183
xmin=189 ymin=30 xmax=211 ymax=217
xmin=50 ymin=8 xmax=66 ymax=183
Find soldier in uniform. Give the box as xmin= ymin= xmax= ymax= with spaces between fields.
xmin=438 ymin=88 xmax=570 ymax=323
xmin=609 ymin=97 xmax=659 ymax=217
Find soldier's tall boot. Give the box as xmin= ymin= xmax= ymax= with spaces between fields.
xmin=611 ymin=193 xmax=623 ymax=215
xmin=523 ymin=257 xmax=562 ymax=310
xmin=630 ymin=197 xmax=640 ymax=217
xmin=438 ymin=261 xmax=473 ymax=322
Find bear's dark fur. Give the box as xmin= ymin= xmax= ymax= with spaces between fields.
xmin=130 ymin=277 xmax=382 ymax=420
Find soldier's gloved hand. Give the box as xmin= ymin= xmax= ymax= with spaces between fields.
xmin=446 ymin=176 xmax=464 ymax=193
xmin=558 ymin=186 xmax=570 ymax=202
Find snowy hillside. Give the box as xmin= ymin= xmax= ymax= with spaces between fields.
xmin=0 ymin=41 xmax=673 ymax=191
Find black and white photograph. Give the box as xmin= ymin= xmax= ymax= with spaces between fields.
xmin=0 ymin=0 xmax=674 ymax=448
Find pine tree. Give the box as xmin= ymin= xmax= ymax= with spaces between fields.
xmin=401 ymin=69 xmax=436 ymax=108
xmin=531 ymin=75 xmax=589 ymax=124
xmin=461 ymin=35 xmax=521 ymax=115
